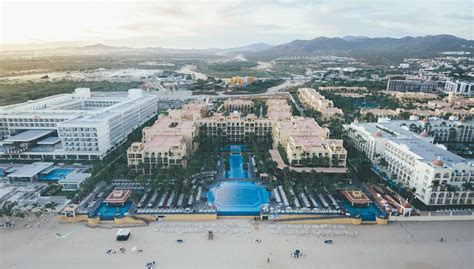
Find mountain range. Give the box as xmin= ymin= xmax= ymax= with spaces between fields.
xmin=1 ymin=35 xmax=472 ymax=60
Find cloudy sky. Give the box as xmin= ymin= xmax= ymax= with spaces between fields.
xmin=1 ymin=0 xmax=472 ymax=50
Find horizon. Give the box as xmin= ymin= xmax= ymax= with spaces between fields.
xmin=1 ymin=0 xmax=473 ymax=51
xmin=0 ymin=34 xmax=471 ymax=52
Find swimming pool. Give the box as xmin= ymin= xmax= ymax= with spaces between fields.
xmin=94 ymin=202 xmax=132 ymax=220
xmin=39 ymin=168 xmax=74 ymax=181
xmin=224 ymin=145 xmax=249 ymax=179
xmin=342 ymin=201 xmax=385 ymax=221
xmin=207 ymin=181 xmax=270 ymax=216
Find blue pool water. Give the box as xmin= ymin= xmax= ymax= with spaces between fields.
xmin=225 ymin=145 xmax=249 ymax=179
xmin=94 ymin=202 xmax=132 ymax=220
xmin=352 ymin=99 xmax=379 ymax=109
xmin=342 ymin=201 xmax=384 ymax=221
xmin=39 ymin=168 xmax=74 ymax=181
xmin=207 ymin=181 xmax=270 ymax=216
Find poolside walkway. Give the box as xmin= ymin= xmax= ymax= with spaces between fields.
xmin=269 ymin=149 xmax=348 ymax=174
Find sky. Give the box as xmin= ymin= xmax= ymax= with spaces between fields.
xmin=1 ymin=0 xmax=473 ymax=50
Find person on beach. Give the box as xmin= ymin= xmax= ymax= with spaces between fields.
xmin=267 ymin=257 xmax=270 ymax=263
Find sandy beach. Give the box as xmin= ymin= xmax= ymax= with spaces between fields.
xmin=1 ymin=219 xmax=473 ymax=269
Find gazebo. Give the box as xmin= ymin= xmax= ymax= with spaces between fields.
xmin=63 ymin=204 xmax=79 ymax=218
xmin=104 ymin=189 xmax=132 ymax=207
xmin=342 ymin=189 xmax=370 ymax=207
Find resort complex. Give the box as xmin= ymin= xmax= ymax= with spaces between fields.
xmin=344 ymin=118 xmax=473 ymax=206
xmin=127 ymin=97 xmax=347 ymax=170
xmin=0 ymin=88 xmax=158 ymax=160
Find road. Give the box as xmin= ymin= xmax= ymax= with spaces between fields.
xmin=152 ymin=79 xmax=310 ymax=101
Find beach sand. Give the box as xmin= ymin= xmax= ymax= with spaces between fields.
xmin=1 ymin=218 xmax=473 ymax=269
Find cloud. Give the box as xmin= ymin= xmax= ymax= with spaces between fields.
xmin=1 ymin=0 xmax=472 ymax=49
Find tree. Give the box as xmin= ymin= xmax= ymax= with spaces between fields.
xmin=378 ymin=158 xmax=388 ymax=168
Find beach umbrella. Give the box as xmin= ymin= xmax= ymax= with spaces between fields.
xmin=132 ymin=247 xmax=137 ymax=252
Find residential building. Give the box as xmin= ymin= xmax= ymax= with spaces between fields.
xmin=0 ymin=88 xmax=158 ymax=160
xmin=386 ymin=79 xmax=439 ymax=93
xmin=344 ymin=119 xmax=473 ymax=206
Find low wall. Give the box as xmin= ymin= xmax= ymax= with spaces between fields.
xmin=390 ymin=214 xmax=474 ymax=222
xmin=162 ymin=214 xmax=217 ymax=221
xmin=265 ymin=214 xmax=389 ymax=225
xmin=218 ymin=216 xmax=256 ymax=220
xmin=57 ymin=214 xmax=89 ymax=223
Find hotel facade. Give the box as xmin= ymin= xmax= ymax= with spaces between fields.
xmin=0 ymin=88 xmax=158 ymax=160
xmin=344 ymin=119 xmax=473 ymax=206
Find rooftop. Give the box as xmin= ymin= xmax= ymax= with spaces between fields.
xmin=5 ymin=130 xmax=55 ymax=142
xmin=7 ymin=162 xmax=53 ymax=178
xmin=104 ymin=189 xmax=132 ymax=204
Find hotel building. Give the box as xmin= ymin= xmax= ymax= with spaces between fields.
xmin=127 ymin=103 xmax=202 ymax=168
xmin=223 ymin=98 xmax=253 ymax=113
xmin=128 ymin=98 xmax=347 ymax=170
xmin=344 ymin=119 xmax=473 ymax=205
xmin=444 ymin=80 xmax=473 ymax=97
xmin=298 ymin=88 xmax=344 ymax=120
xmin=386 ymin=79 xmax=439 ymax=93
xmin=0 ymin=88 xmax=158 ymax=160
xmin=266 ymin=98 xmax=292 ymax=121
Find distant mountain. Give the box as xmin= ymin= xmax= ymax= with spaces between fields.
xmin=1 ymin=35 xmax=472 ymax=61
xmin=341 ymin=35 xmax=369 ymax=41
xmin=0 ymin=42 xmax=273 ymax=57
xmin=251 ymin=35 xmax=474 ymax=60
xmin=220 ymin=43 xmax=273 ymax=53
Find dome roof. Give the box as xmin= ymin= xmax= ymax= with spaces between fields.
xmin=420 ymin=131 xmax=429 ymax=137
xmin=432 ymin=159 xmax=444 ymax=167
xmin=374 ymin=131 xmax=383 ymax=138
xmin=422 ymin=117 xmax=430 ymax=123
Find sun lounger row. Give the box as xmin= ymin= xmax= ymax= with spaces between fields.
xmin=270 ymin=208 xmax=342 ymax=214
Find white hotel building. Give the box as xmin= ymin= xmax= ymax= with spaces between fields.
xmin=344 ymin=119 xmax=473 ymax=206
xmin=0 ymin=88 xmax=158 ymax=160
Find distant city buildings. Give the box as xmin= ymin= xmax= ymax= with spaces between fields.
xmin=298 ymin=88 xmax=344 ymax=120
xmin=344 ymin=118 xmax=473 ymax=206
xmin=0 ymin=88 xmax=158 ymax=160
xmin=386 ymin=79 xmax=440 ymax=93
xmin=444 ymin=80 xmax=473 ymax=97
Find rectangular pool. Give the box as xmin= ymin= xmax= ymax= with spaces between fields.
xmin=39 ymin=168 xmax=74 ymax=181
xmin=224 ymin=145 xmax=249 ymax=179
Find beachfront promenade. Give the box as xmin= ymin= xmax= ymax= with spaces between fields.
xmin=1 ymin=218 xmax=472 ymax=268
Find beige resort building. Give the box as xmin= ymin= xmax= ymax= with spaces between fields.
xmin=128 ymin=98 xmax=347 ymax=170
xmin=298 ymin=88 xmax=344 ymax=120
